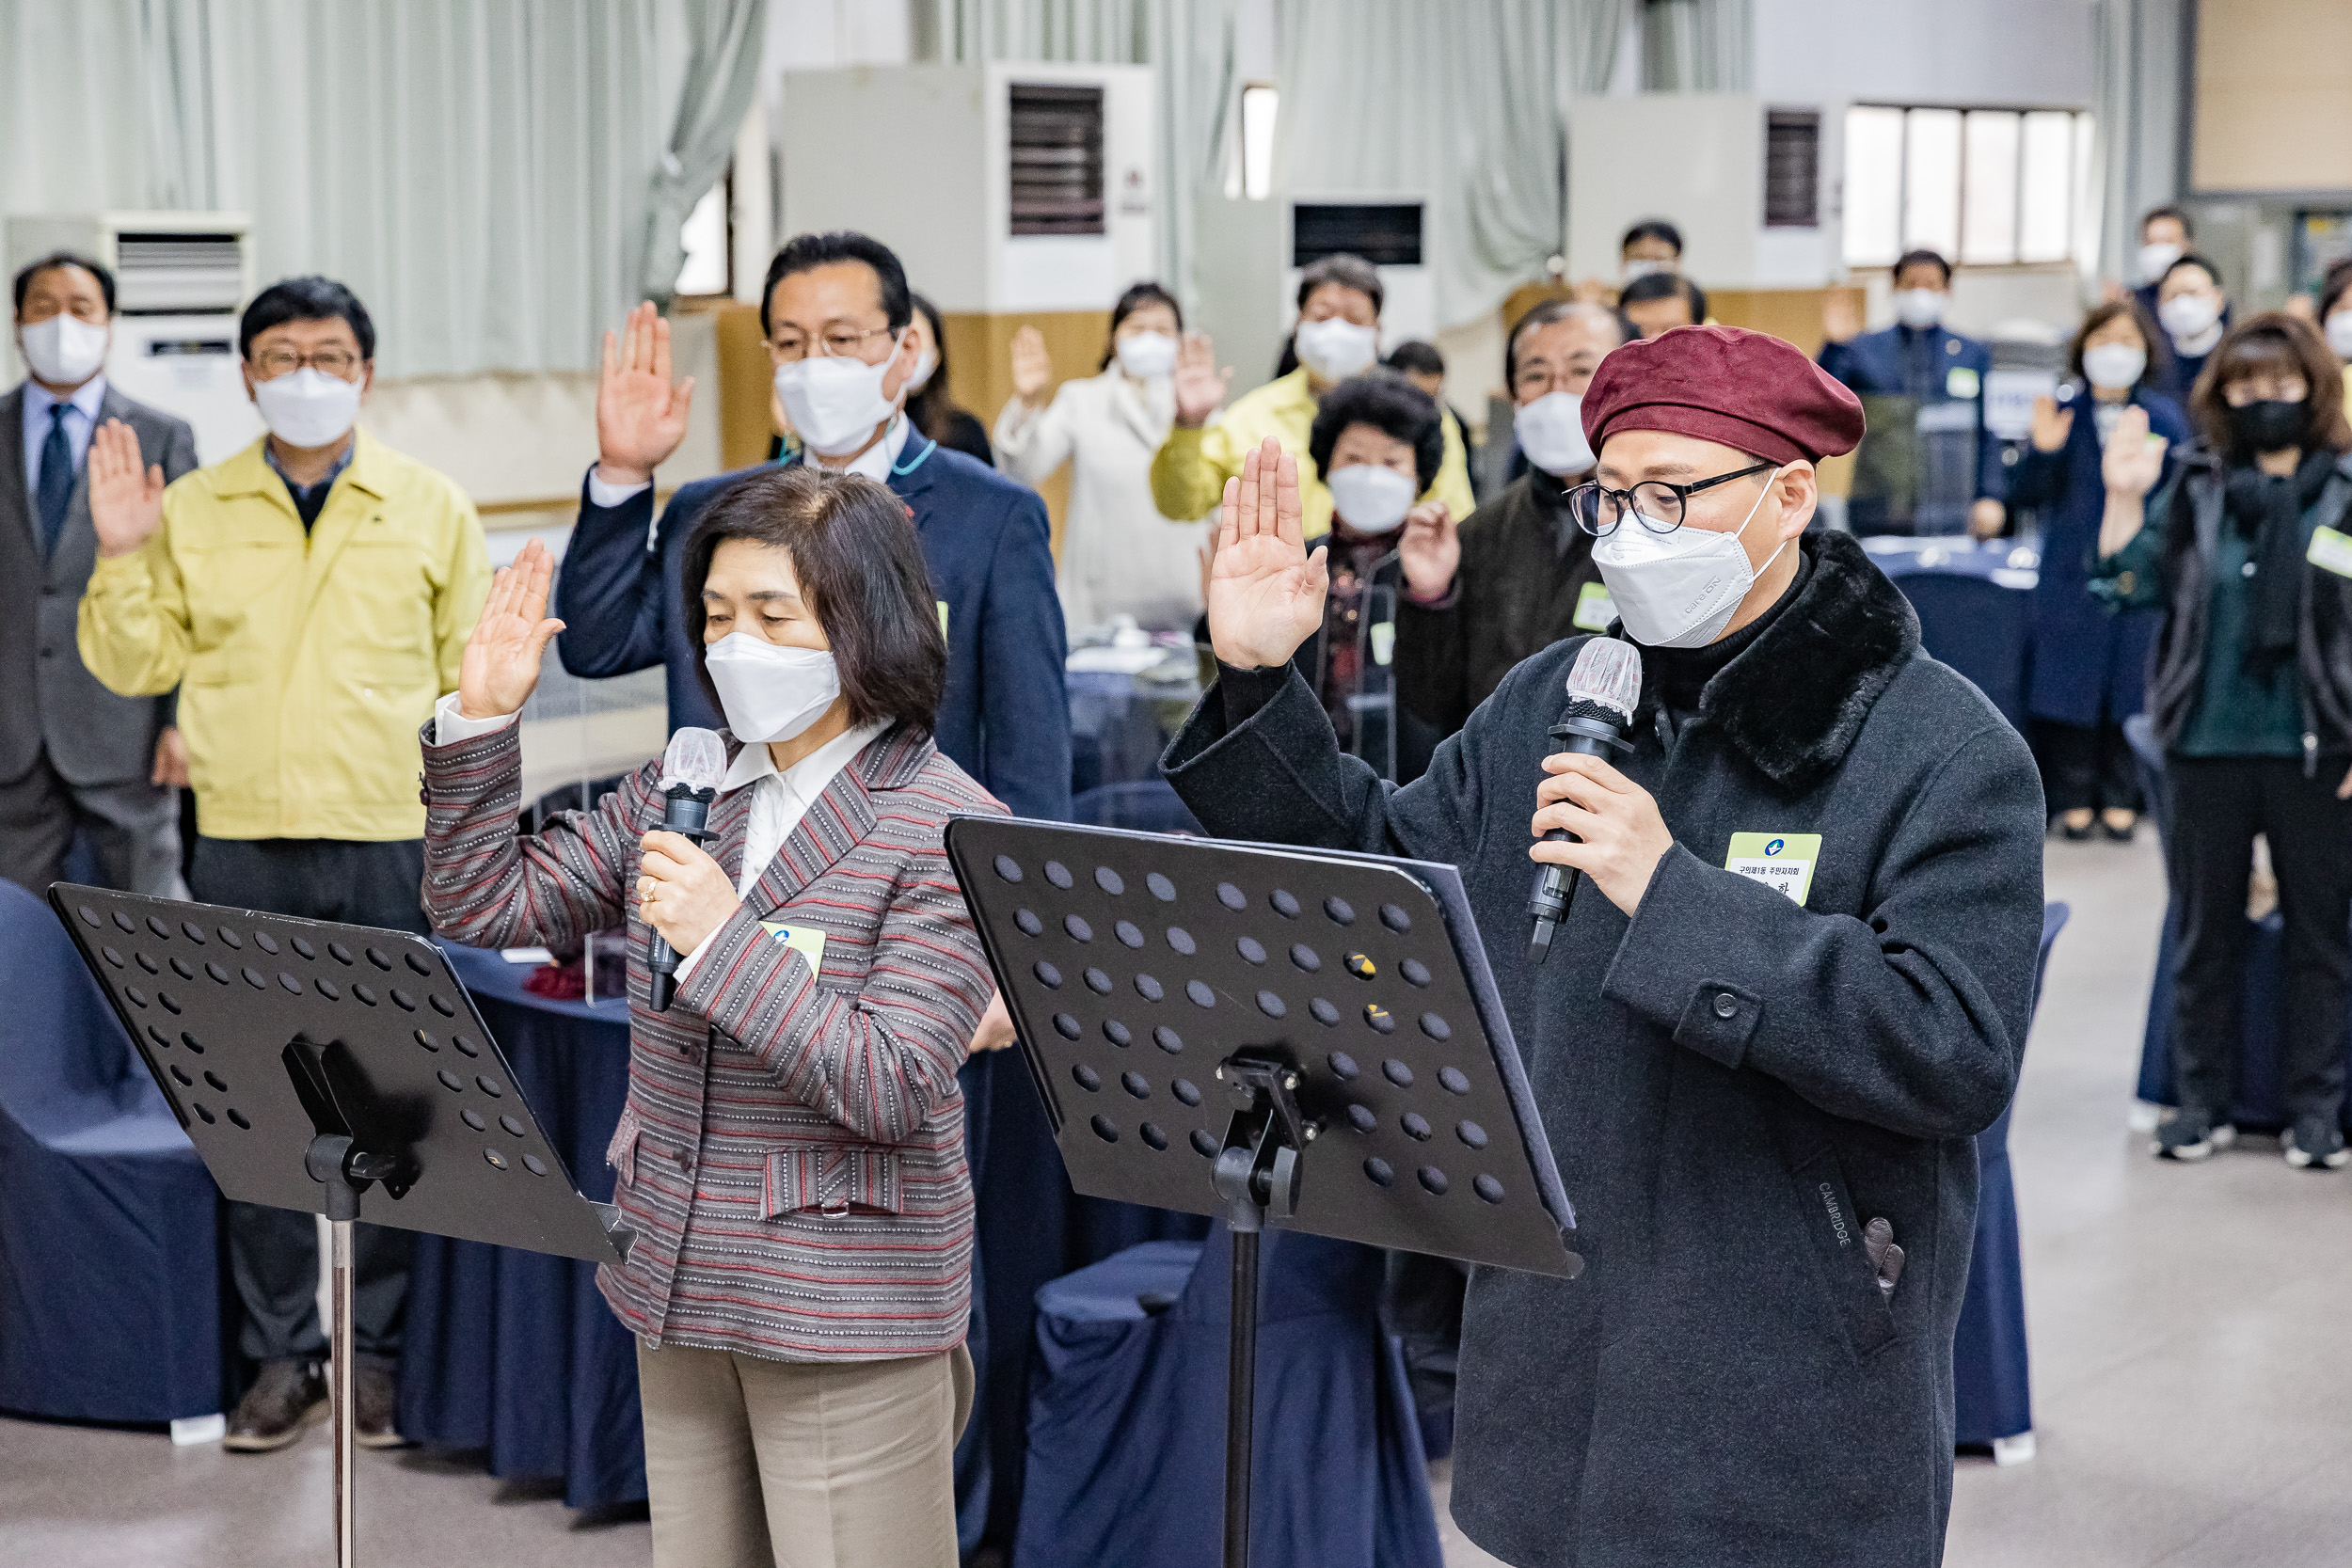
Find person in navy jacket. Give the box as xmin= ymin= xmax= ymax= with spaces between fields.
xmin=2012 ymin=298 xmax=2189 ymax=842
xmin=1819 ymin=248 xmax=2008 ymax=539
xmin=554 ymin=231 xmax=1071 ymax=823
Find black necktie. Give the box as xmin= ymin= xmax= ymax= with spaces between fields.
xmin=35 ymin=403 xmax=73 ymax=556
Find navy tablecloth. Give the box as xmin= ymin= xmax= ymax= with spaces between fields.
xmin=1863 ymin=537 xmax=2037 ymax=730
xmin=0 ymin=879 xmax=222 ymax=1424
xmin=1014 ymin=1227 xmax=1442 ymax=1568
xmin=399 ymin=942 xmax=644 ymax=1508
xmin=1069 ymin=665 xmax=1202 ymax=796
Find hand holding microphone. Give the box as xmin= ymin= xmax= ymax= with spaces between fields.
xmin=1527 ymin=639 xmax=1673 ymax=958
xmin=643 ymin=728 xmax=731 ymax=1011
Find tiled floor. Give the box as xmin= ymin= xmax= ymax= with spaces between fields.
xmin=6 ymin=834 xmax=2347 ymax=1567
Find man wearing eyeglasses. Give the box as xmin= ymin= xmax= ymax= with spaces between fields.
xmin=78 ymin=275 xmax=491 ymax=1454
xmin=1394 ymin=300 xmax=1624 ymax=742
xmin=556 ymin=230 xmax=1069 ymax=824
xmin=1163 ymin=324 xmax=2045 ymax=1566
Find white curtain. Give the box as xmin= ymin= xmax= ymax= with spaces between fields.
xmin=1638 ymin=0 xmax=1751 ymax=91
xmin=3 ymin=0 xmax=764 ymax=377
xmin=1275 ymin=0 xmax=1625 ymax=331
xmin=924 ymin=0 xmax=1243 ymax=321
xmin=2089 ymin=0 xmax=2187 ymax=289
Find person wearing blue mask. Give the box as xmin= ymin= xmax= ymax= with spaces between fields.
xmin=1819 ymin=248 xmax=2008 ymax=538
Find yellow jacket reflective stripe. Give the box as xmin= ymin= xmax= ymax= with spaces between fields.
xmin=78 ymin=428 xmax=491 ymax=841
xmin=1148 ymin=367 xmax=1478 ymax=537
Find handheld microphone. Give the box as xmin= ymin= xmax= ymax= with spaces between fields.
xmin=645 ymin=727 xmax=727 ymax=1011
xmin=1528 ymin=638 xmax=1642 ymax=964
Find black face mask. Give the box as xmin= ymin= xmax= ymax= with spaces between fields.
xmin=2231 ymin=398 xmax=2309 ymax=454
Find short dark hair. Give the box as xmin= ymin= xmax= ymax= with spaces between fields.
xmin=762 ymin=230 xmax=913 ymax=339
xmin=2159 ymin=252 xmax=2223 ymax=293
xmin=1618 ymin=271 xmax=1707 ymax=327
xmin=2189 ymin=312 xmax=2352 ymax=461
xmin=1384 ymin=340 xmax=1444 ymax=378
xmin=2321 ymin=258 xmax=2352 ymax=324
xmin=13 ymin=251 xmax=116 ymax=317
xmin=2065 ymin=297 xmax=2170 ymax=389
xmin=1505 ymin=298 xmax=1623 ymax=388
xmin=1620 ymin=219 xmax=1683 ymax=257
xmin=1101 ymin=280 xmax=1184 ymax=369
xmin=1296 ymin=253 xmax=1383 ymax=316
xmin=2142 ymin=204 xmax=2195 ymax=241
xmin=1894 ymin=248 xmax=1952 ymax=285
xmin=904 ymin=292 xmax=972 ymax=445
xmin=683 ymin=467 xmax=948 ymax=736
xmin=241 ymin=277 xmax=375 ymax=361
xmin=1308 ymin=372 xmax=1444 ymax=494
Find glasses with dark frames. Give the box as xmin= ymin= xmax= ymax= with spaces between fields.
xmin=1566 ymin=461 xmax=1777 ymax=536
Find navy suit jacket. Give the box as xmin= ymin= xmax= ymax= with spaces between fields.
xmin=552 ymin=436 xmax=1072 ymax=820
xmin=1818 ymin=324 xmax=2007 ymax=505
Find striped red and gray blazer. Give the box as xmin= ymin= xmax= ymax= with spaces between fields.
xmin=420 ymin=717 xmax=1003 ymax=1362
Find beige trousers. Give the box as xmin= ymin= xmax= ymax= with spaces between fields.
xmin=635 ymin=1338 xmax=974 ymax=1568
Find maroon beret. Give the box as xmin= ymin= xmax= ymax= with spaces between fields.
xmin=1580 ymin=324 xmax=1866 ymax=466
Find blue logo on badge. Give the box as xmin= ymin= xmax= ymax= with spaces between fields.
xmin=1764 ymin=837 xmax=1785 ymax=856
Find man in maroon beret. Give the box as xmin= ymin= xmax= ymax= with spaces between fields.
xmin=1164 ymin=324 xmax=2046 ymax=1566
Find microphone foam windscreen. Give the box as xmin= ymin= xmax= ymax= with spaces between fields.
xmin=658 ymin=727 xmax=727 ymax=792
xmin=1564 ymin=637 xmax=1642 ymax=723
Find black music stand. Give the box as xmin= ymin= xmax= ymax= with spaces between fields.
xmin=50 ymin=885 xmax=632 ymax=1568
xmin=944 ymin=818 xmax=1580 ymax=1568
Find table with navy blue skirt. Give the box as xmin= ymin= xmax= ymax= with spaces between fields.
xmin=1861 ymin=534 xmax=2039 ymax=730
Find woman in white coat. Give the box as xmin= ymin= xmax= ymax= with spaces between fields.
xmin=993 ymin=282 xmax=1207 ymax=632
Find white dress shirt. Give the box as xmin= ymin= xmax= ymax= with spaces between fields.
xmin=584 ymin=414 xmax=911 ymax=519
xmin=431 ymin=694 xmax=884 ymax=978
xmin=23 ymin=374 xmax=107 ymax=500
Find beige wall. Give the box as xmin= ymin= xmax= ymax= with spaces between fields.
xmin=2194 ymin=0 xmax=2352 ymax=192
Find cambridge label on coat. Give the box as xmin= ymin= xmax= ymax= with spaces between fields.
xmin=758 ymin=922 xmax=828 ymax=974
xmin=1724 ymin=832 xmax=1820 ymax=906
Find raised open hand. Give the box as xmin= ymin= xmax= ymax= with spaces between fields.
xmin=1398 ymin=499 xmax=1458 ymax=601
xmin=2029 ymin=394 xmax=2074 ymax=453
xmin=2101 ymin=404 xmax=2167 ymax=499
xmin=1172 ymin=330 xmax=1233 ymax=429
xmin=1009 ymin=325 xmax=1054 ymax=405
xmin=1207 ymin=437 xmax=1327 ymax=671
xmin=458 ymin=538 xmax=566 ymax=720
xmin=1821 ymin=291 xmax=1863 ymax=346
xmin=596 ymin=302 xmax=695 ymax=485
xmin=87 ymin=420 xmax=167 ymax=559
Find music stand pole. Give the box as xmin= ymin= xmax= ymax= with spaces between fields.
xmin=1223 ymin=1210 xmax=1261 ymax=1568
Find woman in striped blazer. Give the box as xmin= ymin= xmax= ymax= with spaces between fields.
xmin=420 ymin=466 xmax=1002 ymax=1567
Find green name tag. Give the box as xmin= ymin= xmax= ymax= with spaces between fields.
xmin=1573 ymin=580 xmax=1617 ymax=632
xmin=1945 ymin=366 xmax=1980 ymax=400
xmin=937 ymin=600 xmax=950 ymax=637
xmin=1724 ymin=832 xmax=1820 ymax=906
xmin=2309 ymin=526 xmax=2352 ymax=579
xmin=757 ymin=921 xmax=828 ymax=974
xmin=1370 ymin=621 xmax=1395 ymax=666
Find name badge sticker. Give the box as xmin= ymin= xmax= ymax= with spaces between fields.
xmin=1369 ymin=621 xmax=1395 ymax=666
xmin=757 ymin=921 xmax=829 ymax=974
xmin=2309 ymin=526 xmax=2352 ymax=580
xmin=1945 ymin=366 xmax=1981 ymax=400
xmin=1724 ymin=832 xmax=1821 ymax=907
xmin=1573 ymin=580 xmax=1617 ymax=632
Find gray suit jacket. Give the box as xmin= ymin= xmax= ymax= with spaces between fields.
xmin=0 ymin=382 xmax=199 ymax=786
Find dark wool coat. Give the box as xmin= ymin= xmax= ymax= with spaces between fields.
xmin=1163 ymin=530 xmax=2046 ymax=1567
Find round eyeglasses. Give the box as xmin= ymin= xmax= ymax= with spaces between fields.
xmin=1566 ymin=461 xmax=1777 ymax=536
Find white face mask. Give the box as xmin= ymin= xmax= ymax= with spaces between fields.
xmin=2158 ymin=293 xmax=2221 ymax=344
xmin=21 ymin=313 xmax=109 ymax=386
xmin=1515 ymin=391 xmax=1595 ymax=477
xmin=1114 ymin=330 xmax=1178 ymax=380
xmin=2137 ymin=241 xmax=2185 ymax=285
xmin=2082 ymin=342 xmax=2147 ymax=392
xmin=1893 ymin=289 xmax=1947 ymax=329
xmin=775 ymin=335 xmax=905 ymax=456
xmin=903 ymin=345 xmax=937 ymax=394
xmin=1622 ymin=259 xmax=1673 ymax=284
xmin=1592 ymin=465 xmax=1788 ymax=649
xmin=1325 ymin=463 xmax=1416 ymax=535
xmin=2326 ymin=311 xmax=2352 ymax=361
xmin=1294 ymin=317 xmax=1379 ymax=381
xmin=703 ymin=632 xmax=842 ymax=745
xmin=253 ymin=367 xmax=362 ymax=449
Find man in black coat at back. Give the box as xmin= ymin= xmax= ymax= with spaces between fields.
xmin=1168 ymin=325 xmax=2045 ymax=1566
